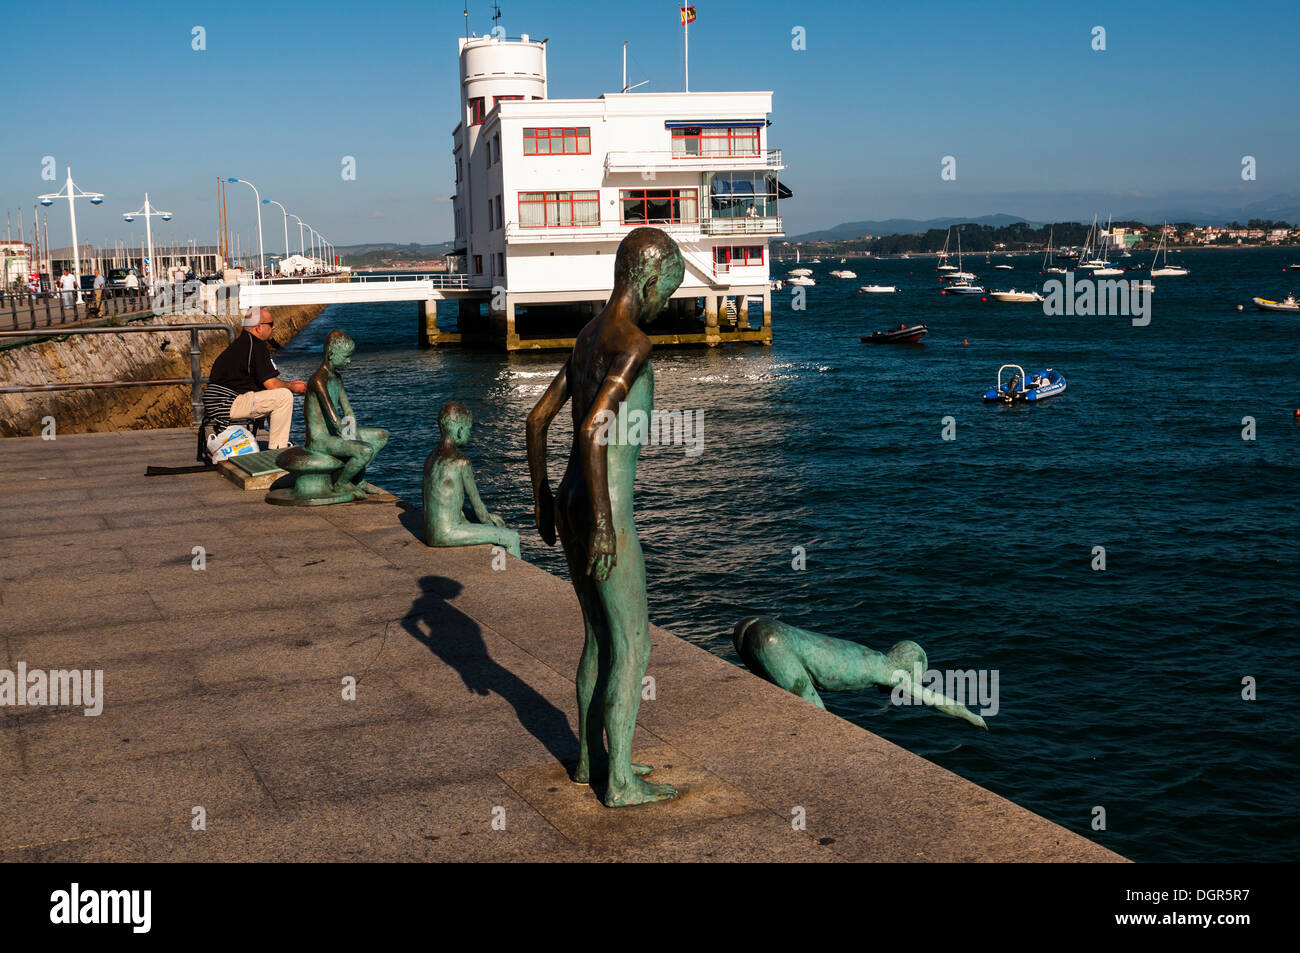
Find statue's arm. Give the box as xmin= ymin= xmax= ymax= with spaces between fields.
xmin=525 ymin=359 xmax=570 ymax=545
xmin=578 ymin=344 xmax=648 ymax=581
xmin=338 ymin=383 xmax=355 ymax=423
xmin=461 ymin=461 xmax=502 ymax=526
xmin=310 ymin=370 xmax=343 ymax=433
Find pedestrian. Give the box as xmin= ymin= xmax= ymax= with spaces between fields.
xmin=124 ymin=269 xmax=139 ymax=292
xmin=93 ymin=269 xmax=105 ymax=310
xmin=58 ymin=270 xmax=76 ymax=308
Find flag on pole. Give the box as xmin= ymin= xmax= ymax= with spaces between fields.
xmin=680 ymin=6 xmax=696 ymax=25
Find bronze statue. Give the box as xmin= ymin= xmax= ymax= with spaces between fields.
xmin=268 ymin=329 xmax=388 ymax=506
xmin=733 ymin=617 xmax=988 ymax=729
xmin=422 ymin=401 xmax=521 ymax=557
xmin=527 ymin=228 xmax=685 ymax=807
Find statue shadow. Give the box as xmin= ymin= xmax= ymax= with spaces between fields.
xmin=400 ymin=574 xmax=578 ymax=766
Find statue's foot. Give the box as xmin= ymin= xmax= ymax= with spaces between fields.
xmin=358 ymin=480 xmax=382 ymax=495
xmin=604 ymin=775 xmax=678 ymax=808
xmin=574 ymin=762 xmax=651 ymax=784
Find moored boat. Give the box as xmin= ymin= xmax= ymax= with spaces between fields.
xmin=944 ymin=280 xmax=986 ymax=295
xmin=787 ymin=275 xmax=816 ymax=286
xmin=858 ymin=284 xmax=898 ymax=293
xmin=989 ymin=288 xmax=1044 ymax=303
xmin=1252 ymin=294 xmax=1299 ymax=312
xmin=983 ymin=364 xmax=1066 ymax=403
xmin=862 ymin=323 xmax=928 ymax=344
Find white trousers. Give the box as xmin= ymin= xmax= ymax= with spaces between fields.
xmin=229 ymin=388 xmax=294 ymax=449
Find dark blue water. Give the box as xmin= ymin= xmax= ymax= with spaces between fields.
xmin=276 ymin=248 xmax=1299 ymax=862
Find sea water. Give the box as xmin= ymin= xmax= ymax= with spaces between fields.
xmin=275 ymin=246 xmax=1299 ymax=862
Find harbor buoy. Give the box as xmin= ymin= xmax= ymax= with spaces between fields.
xmin=941 ymin=290 xmax=946 ymax=295
xmin=1294 ymin=408 xmax=1300 ymax=419
xmin=981 ymin=296 xmax=987 ymax=302
xmin=1237 ymin=304 xmax=1244 ymax=311
xmin=964 ymin=338 xmax=968 ymax=345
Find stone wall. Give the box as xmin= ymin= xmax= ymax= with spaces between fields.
xmin=0 ymin=303 xmax=326 ymax=437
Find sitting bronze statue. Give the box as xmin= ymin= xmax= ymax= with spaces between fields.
xmin=268 ymin=329 xmax=388 ymax=506
xmin=422 ymin=401 xmax=520 ymax=557
xmin=527 ymin=227 xmax=685 ymax=807
xmin=733 ymin=617 xmax=988 ymax=729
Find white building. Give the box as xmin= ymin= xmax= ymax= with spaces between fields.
xmin=450 ymin=33 xmax=784 ymax=350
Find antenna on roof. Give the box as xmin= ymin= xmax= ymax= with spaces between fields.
xmin=464 ymin=2 xmax=469 ymax=39
xmin=491 ymin=2 xmax=502 ymax=31
xmin=621 ymin=40 xmax=649 ymax=93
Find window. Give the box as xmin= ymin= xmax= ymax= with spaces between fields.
xmin=492 ymin=134 xmax=500 ymax=165
xmin=456 ymin=158 xmax=462 ymax=183
xmin=712 ymin=246 xmax=763 ymax=271
xmin=620 ymin=188 xmax=698 ymax=225
xmin=495 ymin=252 xmax=505 ymax=275
xmin=494 ymin=195 xmax=503 ymax=230
xmin=671 ymin=125 xmax=760 ymax=157
xmin=518 ymin=190 xmax=600 ymax=228
xmin=473 ymin=255 xmax=483 ymax=275
xmin=523 ymin=127 xmax=591 ymax=155
xmin=710 ymin=172 xmax=778 ymax=219
xmin=469 ymin=97 xmax=485 ymax=125
xmin=494 ymin=95 xmax=523 ymax=108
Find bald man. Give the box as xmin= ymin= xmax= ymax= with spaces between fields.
xmin=206 ymin=307 xmax=307 ymax=449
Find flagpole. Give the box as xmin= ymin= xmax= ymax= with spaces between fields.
xmin=684 ymin=8 xmax=689 ymax=91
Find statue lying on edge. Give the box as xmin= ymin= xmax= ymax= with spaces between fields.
xmin=423 ymin=401 xmax=521 ymax=557
xmin=733 ymin=617 xmax=988 ymax=729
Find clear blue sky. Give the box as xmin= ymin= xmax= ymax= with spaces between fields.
xmin=4 ymin=0 xmax=1297 ymax=250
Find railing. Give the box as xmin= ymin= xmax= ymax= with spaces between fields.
xmin=0 ymin=323 xmax=238 ymax=424
xmin=604 ymin=148 xmax=783 ymax=172
xmin=504 ymin=221 xmax=705 ymax=243
xmin=1 ymin=287 xmax=154 ymax=332
xmin=242 ymin=272 xmax=469 ymax=289
xmin=703 ymin=216 xmax=783 ymax=236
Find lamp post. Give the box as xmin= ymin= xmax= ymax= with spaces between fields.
xmin=227 ymin=178 xmax=265 ymax=277
xmin=289 ymin=214 xmax=307 ymax=256
xmin=122 ymin=194 xmax=174 ymax=293
xmin=262 ymin=199 xmax=291 ymax=275
xmin=38 ymin=166 xmax=103 ymax=302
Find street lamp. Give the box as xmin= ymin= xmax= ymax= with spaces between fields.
xmin=288 ymin=214 xmax=306 ymax=256
xmin=37 ymin=166 xmax=103 ymax=302
xmin=227 ymin=177 xmax=265 ymax=277
xmin=262 ymin=199 xmax=291 ymax=276
xmin=122 ymin=193 xmax=173 ymax=292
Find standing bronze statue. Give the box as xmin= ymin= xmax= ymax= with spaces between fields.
xmin=526 ymin=228 xmax=684 ymax=807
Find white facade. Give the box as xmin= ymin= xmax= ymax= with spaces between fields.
xmin=451 ymin=34 xmax=782 ymax=306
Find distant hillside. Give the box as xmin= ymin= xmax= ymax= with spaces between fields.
xmin=336 ymin=241 xmax=456 ymax=267
xmin=791 ymin=215 xmax=1041 ymax=242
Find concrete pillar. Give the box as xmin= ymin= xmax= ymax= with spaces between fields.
xmin=505 ymin=299 xmax=518 ymax=351
xmin=738 ymin=293 xmax=750 ymax=330
xmin=418 ymin=298 xmax=439 ymax=348
xmin=704 ymin=294 xmax=720 ymax=347
xmin=762 ymin=288 xmax=773 ymax=345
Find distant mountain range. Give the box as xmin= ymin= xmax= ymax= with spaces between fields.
xmin=335 ymin=241 xmax=455 ymax=257
xmin=790 ymin=215 xmax=1040 ymax=242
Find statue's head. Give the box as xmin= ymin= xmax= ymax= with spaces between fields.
xmin=614 ymin=227 xmax=685 ymax=325
xmin=437 ymin=400 xmax=472 ymax=446
xmin=324 ymin=329 xmax=355 ymax=369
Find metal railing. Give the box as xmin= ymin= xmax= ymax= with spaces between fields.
xmin=1 ymin=287 xmax=154 ymax=332
xmin=604 ymin=148 xmax=783 ymax=171
xmin=242 ymin=272 xmax=469 ymax=289
xmin=703 ymin=216 xmax=783 ymax=236
xmin=0 ymin=323 xmax=237 ymax=424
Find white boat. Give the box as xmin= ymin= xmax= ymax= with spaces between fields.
xmin=995 ymin=264 xmax=1013 ymax=270
xmin=1253 ymin=294 xmax=1299 ymax=312
xmin=944 ymin=281 xmax=986 ymax=295
xmin=859 ymin=284 xmax=897 ymax=294
xmin=810 ymin=258 xmax=822 ymax=264
xmin=1149 ymin=223 xmax=1189 ymax=276
xmin=829 ymin=269 xmax=857 ymax=278
xmin=787 ymin=275 xmax=816 ymax=286
xmin=937 ymin=228 xmax=957 ymax=270
xmin=788 ymin=267 xmax=813 ymax=277
xmin=945 ymin=271 xmax=977 ymax=280
xmin=1094 ymin=266 xmax=1125 ymax=276
xmin=769 ymin=279 xmax=784 ymax=291
xmin=989 ymin=289 xmax=1043 ymax=303
xmin=1043 ymin=227 xmax=1067 ymax=274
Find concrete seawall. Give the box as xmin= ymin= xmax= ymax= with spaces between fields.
xmin=0 ymin=428 xmax=1125 ymax=862
xmin=0 ymin=303 xmax=327 ymax=438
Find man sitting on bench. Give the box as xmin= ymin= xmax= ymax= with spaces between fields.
xmin=205 ymin=308 xmax=307 ymax=449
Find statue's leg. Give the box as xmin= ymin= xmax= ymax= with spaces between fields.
xmin=354 ymin=427 xmax=389 ymax=492
xmin=736 ymin=620 xmax=825 ymax=709
xmin=433 ymin=522 xmax=521 ymax=557
xmin=560 ymin=538 xmax=610 ymax=786
xmin=595 ymin=532 xmax=676 ymax=807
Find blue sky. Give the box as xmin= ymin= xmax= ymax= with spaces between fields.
xmin=4 ymin=0 xmax=1297 ymax=249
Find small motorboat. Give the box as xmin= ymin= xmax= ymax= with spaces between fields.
xmin=1253 ymin=294 xmax=1299 ymax=312
xmin=995 ymin=264 xmax=1013 ymax=270
xmin=1289 ymin=264 xmax=1300 ymax=271
xmin=1094 ymin=266 xmax=1125 ymax=276
xmin=769 ymin=279 xmax=784 ymax=291
xmin=859 ymin=284 xmax=897 ymax=294
xmin=989 ymin=288 xmax=1044 ymax=303
xmin=788 ymin=267 xmax=813 ymax=277
xmin=829 ymin=269 xmax=857 ymax=278
xmin=1044 ymin=265 xmax=1068 ymax=274
xmin=944 ymin=281 xmax=986 ymax=295
xmin=1151 ymin=265 xmax=1188 ymax=277
xmin=863 ymin=323 xmax=928 ymax=344
xmin=937 ymin=263 xmax=958 ymax=272
xmin=944 ymin=270 xmax=977 ymax=280
xmin=787 ymin=275 xmax=816 ymax=286
xmin=983 ymin=364 xmax=1066 ymax=403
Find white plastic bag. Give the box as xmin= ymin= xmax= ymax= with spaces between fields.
xmin=207 ymin=425 xmax=259 ymax=461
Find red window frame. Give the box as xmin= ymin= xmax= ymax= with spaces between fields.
xmin=523 ymin=127 xmax=591 ymax=156
xmin=671 ymin=125 xmax=760 ymax=157
xmin=494 ymin=95 xmax=524 ymax=108
xmin=469 ymin=97 xmax=485 ymax=125
xmin=619 ymin=188 xmax=699 ymax=225
xmin=516 ymin=190 xmax=601 ymax=228
xmin=712 ymin=245 xmax=764 ymax=268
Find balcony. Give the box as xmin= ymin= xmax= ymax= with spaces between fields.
xmin=604 ymin=148 xmax=783 ymax=174
xmin=504 ymin=221 xmax=705 ymax=244
xmin=703 ymin=216 xmax=783 ymax=236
